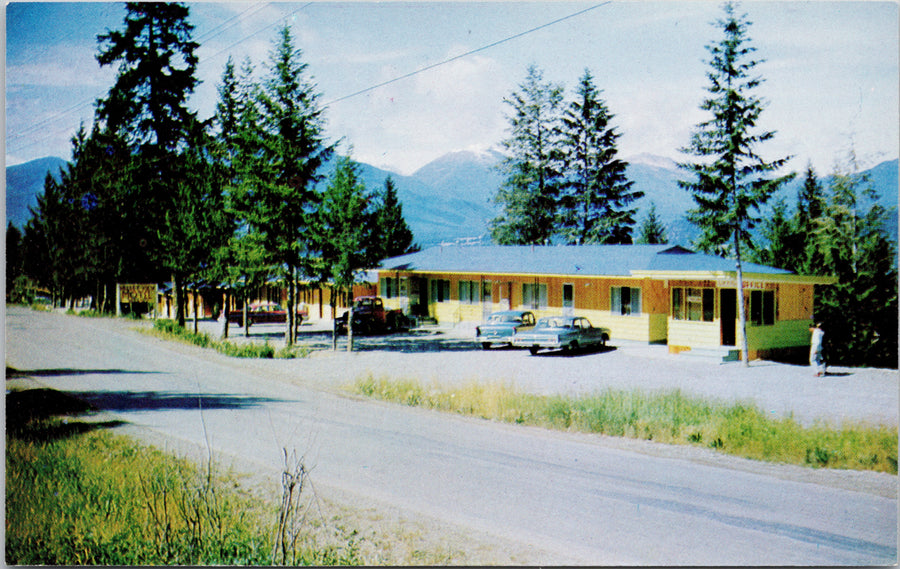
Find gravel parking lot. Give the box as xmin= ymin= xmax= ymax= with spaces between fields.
xmin=196 ymin=317 xmax=898 ymax=428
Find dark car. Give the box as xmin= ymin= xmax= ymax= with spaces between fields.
xmin=474 ymin=310 xmax=536 ymax=349
xmin=227 ymin=301 xmax=308 ymax=329
xmin=512 ymin=315 xmax=610 ymax=355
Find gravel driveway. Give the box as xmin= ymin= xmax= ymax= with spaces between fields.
xmin=199 ymin=317 xmax=898 ymax=427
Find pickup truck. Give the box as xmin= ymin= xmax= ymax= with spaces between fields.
xmin=336 ymin=296 xmax=409 ymax=335
xmin=227 ymin=301 xmax=308 ymax=329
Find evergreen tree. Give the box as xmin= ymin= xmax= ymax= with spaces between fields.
xmin=678 ymin=2 xmax=793 ymax=365
xmin=316 ymin=156 xmax=378 ymax=351
xmin=6 ymin=223 xmax=24 ymax=302
xmin=811 ymin=152 xmax=897 ymax=367
xmin=96 ymin=1 xmax=200 ymax=323
xmin=374 ymin=176 xmax=417 ymax=260
xmin=794 ymin=163 xmax=827 ymax=273
xmin=753 ymin=199 xmax=798 ymax=270
xmin=557 ymin=69 xmax=641 ymax=244
xmin=636 ymin=203 xmax=668 ymax=244
xmin=245 ymin=25 xmax=333 ymax=345
xmin=491 ymin=65 xmax=563 ymax=245
xmin=212 ymin=56 xmax=254 ymax=338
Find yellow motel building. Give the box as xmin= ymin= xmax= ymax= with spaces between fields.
xmin=376 ymin=244 xmax=836 ymax=361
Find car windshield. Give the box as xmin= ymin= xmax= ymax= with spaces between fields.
xmin=489 ymin=314 xmax=520 ymax=324
xmin=537 ymin=317 xmax=571 ymax=329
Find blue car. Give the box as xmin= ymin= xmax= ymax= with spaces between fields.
xmin=474 ymin=310 xmax=536 ymax=349
xmin=512 ymin=316 xmax=610 ymax=355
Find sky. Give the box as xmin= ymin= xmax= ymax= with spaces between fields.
xmin=5 ymin=1 xmax=899 ymax=176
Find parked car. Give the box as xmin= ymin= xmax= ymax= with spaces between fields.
xmin=474 ymin=310 xmax=536 ymax=349
xmin=336 ymin=296 xmax=409 ymax=335
xmin=512 ymin=315 xmax=610 ymax=355
xmin=227 ymin=301 xmax=308 ymax=329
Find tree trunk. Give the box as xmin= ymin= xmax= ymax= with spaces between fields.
xmin=192 ymin=283 xmax=199 ymax=334
xmin=347 ymin=303 xmax=354 ymax=353
xmin=173 ymin=272 xmax=185 ymax=327
xmin=285 ymin=266 xmax=296 ymax=347
xmin=331 ymin=296 xmax=338 ymax=351
xmin=221 ymin=289 xmax=230 ymax=339
xmin=243 ymin=291 xmax=250 ymax=337
xmin=734 ymin=232 xmax=750 ymax=367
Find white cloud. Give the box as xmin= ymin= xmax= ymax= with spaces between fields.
xmin=330 ymin=51 xmax=510 ymax=174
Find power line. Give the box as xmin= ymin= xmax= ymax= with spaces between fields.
xmin=324 ymin=2 xmax=612 ymax=107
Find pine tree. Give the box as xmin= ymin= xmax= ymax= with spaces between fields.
xmin=248 ymin=25 xmax=333 ymax=345
xmin=374 ymin=176 xmax=417 ymax=260
xmin=96 ymin=1 xmax=201 ymax=324
xmin=557 ymin=69 xmax=641 ymax=244
xmin=491 ymin=65 xmax=563 ymax=245
xmin=636 ymin=203 xmax=668 ymax=244
xmin=811 ymin=152 xmax=897 ymax=367
xmin=316 ymin=156 xmax=378 ymax=351
xmin=678 ymin=2 xmax=793 ymax=365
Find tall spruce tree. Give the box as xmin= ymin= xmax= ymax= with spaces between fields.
xmin=557 ymin=69 xmax=641 ymax=244
xmin=811 ymin=152 xmax=897 ymax=367
xmin=374 ymin=176 xmax=417 ymax=260
xmin=491 ymin=65 xmax=563 ymax=245
xmin=636 ymin=203 xmax=669 ymax=245
xmin=250 ymin=25 xmax=333 ymax=346
xmin=678 ymin=2 xmax=793 ymax=365
xmin=316 ymin=156 xmax=378 ymax=351
xmin=96 ymin=2 xmax=200 ymax=324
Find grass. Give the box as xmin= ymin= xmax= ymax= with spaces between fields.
xmin=146 ymin=319 xmax=310 ymax=359
xmin=352 ymin=375 xmax=898 ymax=474
xmin=6 ymin=387 xmax=359 ymax=565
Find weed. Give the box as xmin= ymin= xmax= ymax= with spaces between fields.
xmin=145 ymin=320 xmax=309 ymax=359
xmin=6 ymin=389 xmax=361 ymax=565
xmin=351 ymin=375 xmax=898 ymax=474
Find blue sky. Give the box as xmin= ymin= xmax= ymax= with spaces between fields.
xmin=5 ymin=1 xmax=898 ymax=175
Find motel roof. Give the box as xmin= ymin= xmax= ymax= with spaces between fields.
xmin=378 ymin=245 xmax=835 ymax=284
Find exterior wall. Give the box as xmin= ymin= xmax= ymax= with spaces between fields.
xmin=376 ymin=269 xmax=818 ymax=358
xmin=667 ymin=319 xmax=721 ymax=350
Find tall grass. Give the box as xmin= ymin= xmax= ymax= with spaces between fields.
xmin=6 ymin=390 xmax=358 ymax=565
xmin=353 ymin=375 xmax=898 ymax=474
xmin=147 ymin=319 xmax=310 ymax=359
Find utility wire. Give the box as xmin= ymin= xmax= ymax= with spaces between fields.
xmin=324 ymin=2 xmax=612 ymax=107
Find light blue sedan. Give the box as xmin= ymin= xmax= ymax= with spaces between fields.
xmin=474 ymin=310 xmax=536 ymax=349
xmin=512 ymin=316 xmax=610 ymax=355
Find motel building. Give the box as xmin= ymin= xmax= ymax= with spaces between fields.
xmin=376 ymin=244 xmax=836 ymax=361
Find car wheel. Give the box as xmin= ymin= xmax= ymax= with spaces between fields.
xmin=481 ymin=342 xmax=492 ymax=350
xmin=568 ymin=341 xmax=579 ymax=352
xmin=529 ymin=347 xmax=540 ymax=356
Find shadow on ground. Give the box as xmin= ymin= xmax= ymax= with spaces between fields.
xmin=7 ymin=367 xmax=163 ymax=379
xmin=6 ymin=387 xmax=126 ymax=442
xmin=530 ymin=345 xmax=618 ymax=358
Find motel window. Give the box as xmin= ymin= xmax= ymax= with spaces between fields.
xmin=430 ymin=279 xmax=451 ymax=303
xmin=672 ymin=287 xmax=715 ymax=322
xmin=380 ymin=277 xmax=399 ymax=299
xmin=522 ymin=283 xmax=548 ymax=309
xmin=611 ymin=287 xmax=642 ymax=316
xmin=458 ymin=281 xmax=480 ymax=304
xmin=749 ymin=290 xmax=776 ymax=326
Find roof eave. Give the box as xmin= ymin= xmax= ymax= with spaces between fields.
xmin=631 ymin=270 xmax=837 ymax=285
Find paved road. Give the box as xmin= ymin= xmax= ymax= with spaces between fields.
xmin=5 ymin=307 xmax=897 ymax=565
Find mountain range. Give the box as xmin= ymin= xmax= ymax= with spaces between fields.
xmin=7 ymin=152 xmax=897 ymax=248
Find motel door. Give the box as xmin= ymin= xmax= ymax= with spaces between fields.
xmin=720 ymin=289 xmax=737 ymax=346
xmin=482 ymin=281 xmax=493 ymax=320
xmin=562 ymin=283 xmax=574 ymax=317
